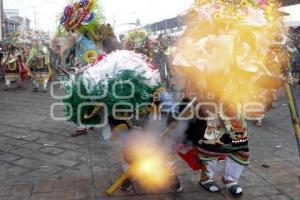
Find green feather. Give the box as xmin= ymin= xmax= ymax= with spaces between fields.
xmin=62 ymin=70 xmax=161 ymax=126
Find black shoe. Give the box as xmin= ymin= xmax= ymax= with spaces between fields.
xmin=119 ymin=179 xmax=133 ymax=191
xmin=228 ymin=184 xmax=243 ymax=198
xmin=71 ymin=129 xmax=88 ymax=137
xmin=199 ymin=180 xmax=220 ymax=193
xmin=170 ymin=175 xmax=182 ymax=192
xmin=17 ymin=84 xmax=23 ymax=89
xmin=255 ymin=120 xmax=262 ymax=127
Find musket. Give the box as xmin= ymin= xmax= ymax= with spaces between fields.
xmin=105 ymin=97 xmax=197 ymax=196
xmin=57 ymin=65 xmax=71 ymax=77
xmin=284 ymin=66 xmax=300 ymax=156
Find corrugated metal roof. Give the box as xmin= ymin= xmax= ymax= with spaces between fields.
xmin=144 ymin=1 xmax=300 ymax=32
xmin=281 ymin=0 xmax=300 ymax=6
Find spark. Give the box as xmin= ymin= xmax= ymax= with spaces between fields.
xmin=122 ymin=133 xmax=173 ymax=191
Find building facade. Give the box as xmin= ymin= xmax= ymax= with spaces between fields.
xmin=2 ymin=9 xmax=31 ymax=37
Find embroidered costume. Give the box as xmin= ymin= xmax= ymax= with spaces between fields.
xmin=172 ymin=0 xmax=287 ymax=197
xmin=2 ymin=40 xmax=28 ymax=90
xmin=27 ymin=41 xmax=51 ymax=92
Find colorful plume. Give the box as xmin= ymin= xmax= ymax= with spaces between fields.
xmin=60 ymin=0 xmax=100 ymax=33
xmin=173 ymin=0 xmax=288 ymax=117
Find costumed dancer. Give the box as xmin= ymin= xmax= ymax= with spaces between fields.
xmin=59 ymin=0 xmax=121 ymax=137
xmin=140 ymin=33 xmax=174 ymax=88
xmin=171 ymin=0 xmax=287 ymax=197
xmin=62 ymin=49 xmax=182 ymax=191
xmin=286 ymin=39 xmax=300 ymax=94
xmin=2 ymin=39 xmax=28 ymax=90
xmin=26 ymin=40 xmax=51 ymax=92
xmin=15 ymin=35 xmax=30 ymax=86
xmin=59 ymin=0 xmax=182 ymax=192
xmin=52 ymin=31 xmax=70 ymax=77
xmin=153 ymin=34 xmax=171 ymax=86
xmin=50 ymin=36 xmax=64 ymax=80
xmin=124 ymin=29 xmax=156 ymax=68
xmin=254 ymin=33 xmax=288 ymax=127
xmin=125 ymin=29 xmax=149 ymax=55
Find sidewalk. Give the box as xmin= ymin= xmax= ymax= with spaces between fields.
xmin=0 ymin=82 xmax=299 ymax=200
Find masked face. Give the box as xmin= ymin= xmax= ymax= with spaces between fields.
xmin=133 ymin=37 xmax=144 ymax=49
xmin=61 ymin=29 xmax=101 ymax=66
xmin=67 ymin=29 xmax=81 ymax=42
xmin=75 ymin=36 xmax=101 ymax=65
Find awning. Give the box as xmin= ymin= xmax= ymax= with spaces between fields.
xmin=281 ymin=4 xmax=300 ymax=27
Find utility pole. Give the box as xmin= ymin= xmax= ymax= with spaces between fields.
xmin=34 ymin=6 xmax=37 ymax=32
xmin=23 ymin=6 xmax=37 ymax=32
xmin=113 ymin=12 xmax=116 ymax=32
xmin=0 ymin=0 xmax=3 ymax=41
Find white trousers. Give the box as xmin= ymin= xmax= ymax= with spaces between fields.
xmin=5 ymin=79 xmax=23 ymax=88
xmin=33 ymin=79 xmax=48 ymax=90
xmin=5 ymin=80 xmax=11 ymax=88
xmin=204 ymin=157 xmax=245 ymax=182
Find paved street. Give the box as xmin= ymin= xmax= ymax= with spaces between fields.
xmin=0 ymin=81 xmax=299 ymax=200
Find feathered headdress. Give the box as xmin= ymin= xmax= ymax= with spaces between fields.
xmin=60 ymin=0 xmax=99 ymax=33
xmin=125 ymin=29 xmax=148 ymax=49
xmin=173 ymin=0 xmax=287 ymax=113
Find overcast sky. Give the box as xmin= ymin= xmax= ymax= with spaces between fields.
xmin=4 ymin=0 xmax=194 ymax=34
xmin=5 ymin=0 xmax=300 ymax=34
xmin=281 ymin=4 xmax=300 ymax=26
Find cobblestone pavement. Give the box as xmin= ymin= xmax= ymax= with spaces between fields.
xmin=0 ymin=81 xmax=299 ymax=200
